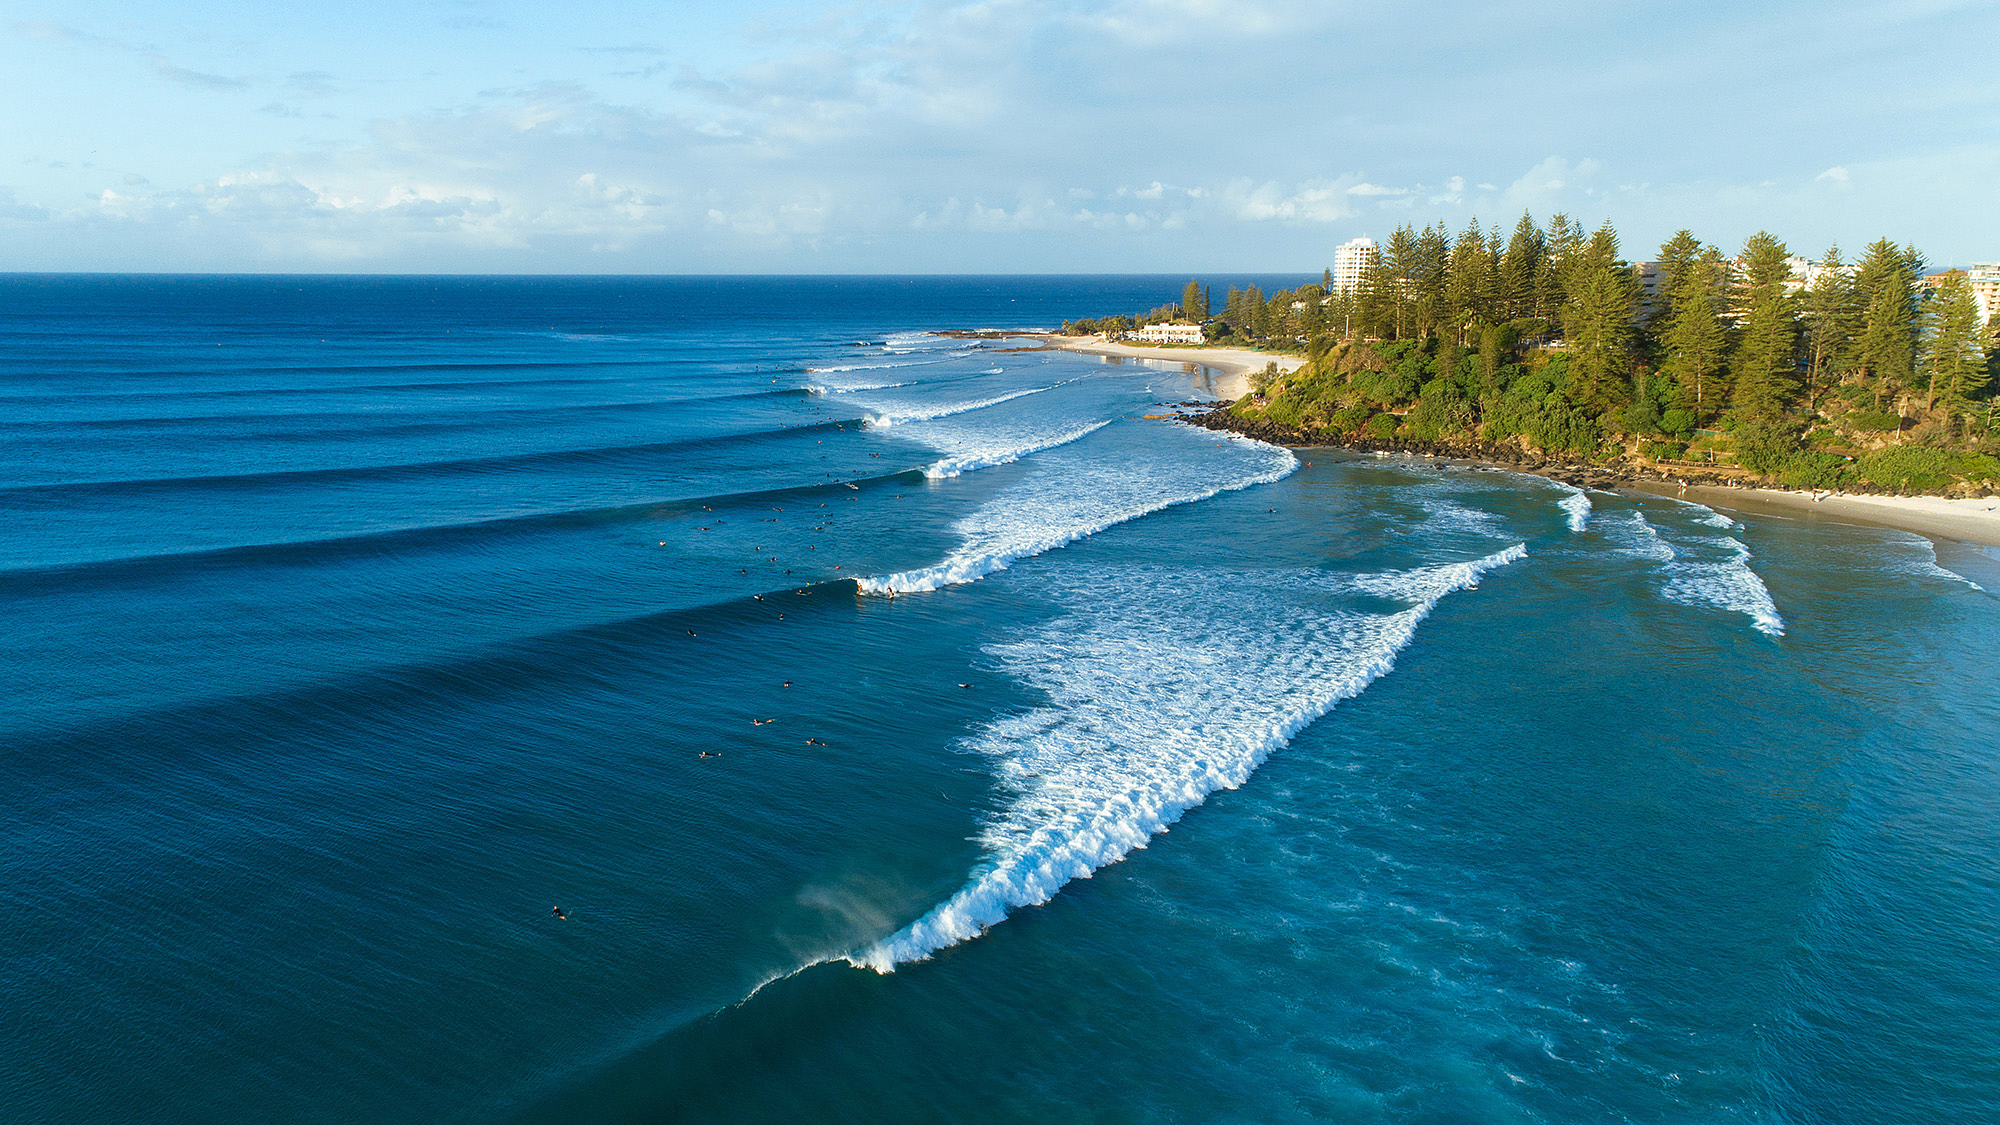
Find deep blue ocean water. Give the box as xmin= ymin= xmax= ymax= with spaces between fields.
xmin=4 ymin=275 xmax=1998 ymax=1124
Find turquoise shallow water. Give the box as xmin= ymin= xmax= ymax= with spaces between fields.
xmin=3 ymin=277 xmax=1997 ymax=1123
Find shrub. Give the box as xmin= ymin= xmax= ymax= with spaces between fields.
xmin=1523 ymin=401 xmax=1600 ymax=455
xmin=1776 ymin=451 xmax=1851 ymax=490
xmin=1850 ymin=446 xmax=1971 ymax=492
xmin=1860 ymin=448 xmax=2000 ymax=490
xmin=1660 ymin=408 xmax=1696 ymax=437
xmin=1365 ymin=413 xmax=1400 ymax=441
xmin=1331 ymin=405 xmax=1373 ymax=433
xmin=1848 ymin=410 xmax=1902 ymax=433
xmin=1623 ymin=401 xmax=1663 ymax=436
xmin=1735 ymin=421 xmax=1802 ymax=476
xmin=1642 ymin=440 xmax=1688 ymax=461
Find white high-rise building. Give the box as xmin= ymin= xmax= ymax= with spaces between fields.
xmin=1333 ymin=237 xmax=1378 ymax=293
xmin=1965 ymin=263 xmax=2000 ymax=324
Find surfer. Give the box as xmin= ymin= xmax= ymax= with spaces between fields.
xmin=551 ymin=906 xmax=567 ymax=921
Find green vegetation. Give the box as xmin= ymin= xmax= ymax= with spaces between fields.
xmin=1079 ymin=213 xmax=2000 ymax=495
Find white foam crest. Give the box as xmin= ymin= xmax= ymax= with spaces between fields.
xmin=1340 ymin=543 xmax=1529 ymax=601
xmin=1647 ymin=519 xmax=1785 ymax=636
xmin=861 ymin=385 xmax=1057 ymax=428
xmin=850 ymin=544 xmax=1530 ymax=972
xmin=1556 ymin=488 xmax=1591 ymax=532
xmin=1883 ymin=532 xmax=1985 ymax=591
xmin=924 ymin=420 xmax=1112 ymax=480
xmin=857 ymin=435 xmax=1297 ymax=594
xmin=806 ymin=379 xmax=913 ymax=396
xmin=1419 ymin=497 xmax=1506 ymax=538
xmin=1655 ymin=494 xmax=1740 ymax=530
xmin=1605 ymin=509 xmax=1677 ymax=562
xmin=805 ymin=359 xmax=941 ymax=391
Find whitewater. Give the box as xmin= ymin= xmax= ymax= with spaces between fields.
xmin=853 ymin=544 xmax=1529 ymax=971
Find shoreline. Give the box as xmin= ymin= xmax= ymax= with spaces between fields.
xmin=1627 ymin=482 xmax=2000 ymax=549
xmin=1043 ymin=334 xmax=1302 ymax=401
xmin=1183 ymin=408 xmax=2000 ymax=549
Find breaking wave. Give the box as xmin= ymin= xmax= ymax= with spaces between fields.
xmin=850 ymin=543 xmax=1529 ymax=971
xmin=861 ymin=385 xmax=1058 ymax=428
xmin=1557 ymin=488 xmax=1591 ymax=533
xmin=1884 ymin=532 xmax=1985 ymax=591
xmin=858 ymin=432 xmax=1296 ymax=594
xmin=805 ymin=379 xmax=913 ymax=395
xmin=1642 ymin=515 xmax=1785 ymax=636
xmin=923 ymin=421 xmax=1112 ymax=480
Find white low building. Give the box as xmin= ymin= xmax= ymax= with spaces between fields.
xmin=1129 ymin=322 xmax=1206 ymax=344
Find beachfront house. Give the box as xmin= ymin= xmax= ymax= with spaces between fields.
xmin=1130 ymin=322 xmax=1207 ymax=344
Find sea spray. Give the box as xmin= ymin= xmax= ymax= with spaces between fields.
xmin=851 ymin=543 xmax=1529 ymax=971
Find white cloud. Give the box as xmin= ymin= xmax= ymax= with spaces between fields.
xmin=5 ymin=0 xmax=1998 ymax=269
xmin=1226 ymin=176 xmax=1362 ymax=223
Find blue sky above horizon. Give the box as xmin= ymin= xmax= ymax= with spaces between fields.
xmin=4 ymin=0 xmax=1997 ymax=273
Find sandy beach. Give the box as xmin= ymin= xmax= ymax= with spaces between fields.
xmin=1631 ymin=482 xmax=2000 ymax=548
xmin=1047 ymin=335 xmax=1304 ymax=400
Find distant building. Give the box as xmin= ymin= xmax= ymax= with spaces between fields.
xmin=1129 ymin=322 xmax=1207 ymax=344
xmin=1632 ymin=261 xmax=1667 ymax=321
xmin=1725 ymin=253 xmax=1820 ymax=295
xmin=1964 ymin=263 xmax=2000 ymax=323
xmin=1918 ymin=265 xmax=2000 ymax=324
xmin=1333 ymin=237 xmax=1378 ymax=293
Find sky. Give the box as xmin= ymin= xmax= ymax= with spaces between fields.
xmin=3 ymin=0 xmax=1997 ymax=273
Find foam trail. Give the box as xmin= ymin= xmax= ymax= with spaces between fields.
xmin=924 ymin=420 xmax=1112 ymax=480
xmin=1556 ymin=488 xmax=1591 ymax=533
xmin=1656 ymin=520 xmax=1784 ymax=636
xmin=850 ymin=543 xmax=1529 ymax=972
xmin=1605 ymin=509 xmax=1676 ymax=562
xmin=859 ymin=435 xmax=1296 ymax=594
xmin=1887 ymin=532 xmax=1985 ymax=591
xmin=862 ymin=385 xmax=1058 ymax=427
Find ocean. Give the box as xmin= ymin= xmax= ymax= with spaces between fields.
xmin=4 ymin=275 xmax=1997 ymax=1124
